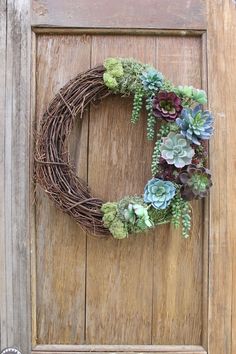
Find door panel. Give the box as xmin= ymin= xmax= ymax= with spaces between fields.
xmin=34 ymin=34 xmax=205 ymax=346
xmin=35 ymin=35 xmax=90 ymax=344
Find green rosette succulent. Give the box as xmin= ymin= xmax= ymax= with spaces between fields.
xmin=178 ymin=164 xmax=212 ymax=200
xmin=144 ymin=178 xmax=176 ymax=209
xmin=160 ymin=132 xmax=195 ymax=168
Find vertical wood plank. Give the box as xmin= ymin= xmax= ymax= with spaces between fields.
xmin=0 ymin=0 xmax=31 ymax=352
xmin=201 ymin=33 xmax=209 ymax=351
xmin=152 ymin=37 xmax=203 ymax=345
xmin=86 ymin=35 xmax=156 ymax=344
xmin=207 ymin=1 xmax=236 ymax=353
xmin=0 ymin=0 xmax=7 ymax=348
xmin=35 ymin=35 xmax=91 ymax=344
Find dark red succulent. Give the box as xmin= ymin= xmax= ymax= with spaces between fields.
xmin=155 ymin=159 xmax=180 ymax=182
xmin=152 ymin=91 xmax=183 ymax=122
xmin=178 ymin=164 xmax=212 ymax=201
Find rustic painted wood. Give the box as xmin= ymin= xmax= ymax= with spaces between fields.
xmin=207 ymin=1 xmax=236 ymax=354
xmin=152 ymin=37 xmax=203 ymax=345
xmin=86 ymin=35 xmax=156 ymax=345
xmin=35 ymin=35 xmax=91 ymax=344
xmin=32 ymin=346 xmax=207 ymax=354
xmin=0 ymin=0 xmax=31 ymax=352
xmin=32 ymin=352 xmax=205 ymax=354
xmin=32 ymin=344 xmax=206 ymax=353
xmin=200 ymin=33 xmax=209 ymax=351
xmin=32 ymin=350 xmax=205 ymax=354
xmin=0 ymin=0 xmax=7 ymax=349
xmin=31 ymin=0 xmax=206 ymax=30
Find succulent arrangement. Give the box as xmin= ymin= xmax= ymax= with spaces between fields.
xmin=102 ymin=57 xmax=213 ymax=240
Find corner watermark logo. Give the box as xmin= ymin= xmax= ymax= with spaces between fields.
xmin=1 ymin=348 xmax=21 ymax=354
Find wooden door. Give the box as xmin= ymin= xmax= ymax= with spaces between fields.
xmin=1 ymin=1 xmax=235 ymax=354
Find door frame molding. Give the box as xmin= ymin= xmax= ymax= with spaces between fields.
xmin=1 ymin=1 xmax=234 ymax=354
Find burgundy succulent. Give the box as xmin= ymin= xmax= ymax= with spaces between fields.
xmin=155 ymin=159 xmax=179 ymax=182
xmin=178 ymin=164 xmax=212 ymax=201
xmin=152 ymin=91 xmax=183 ymax=122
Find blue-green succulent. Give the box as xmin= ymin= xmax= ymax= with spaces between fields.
xmin=140 ymin=68 xmax=164 ymax=93
xmin=160 ymin=132 xmax=194 ymax=168
xmin=176 ymin=105 xmax=213 ymax=145
xmin=144 ymin=178 xmax=176 ymax=209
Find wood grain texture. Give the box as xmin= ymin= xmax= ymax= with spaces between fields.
xmin=86 ymin=35 xmax=156 ymax=345
xmin=207 ymin=1 xmax=236 ymax=353
xmin=200 ymin=33 xmax=209 ymax=351
xmin=0 ymin=0 xmax=31 ymax=352
xmin=0 ymin=0 xmax=7 ymax=349
xmin=32 ymin=344 xmax=206 ymax=352
xmin=31 ymin=0 xmax=206 ymax=30
xmin=152 ymin=37 xmax=203 ymax=345
xmin=35 ymin=35 xmax=91 ymax=344
xmin=32 ymin=351 xmax=206 ymax=354
xmin=32 ymin=352 xmax=205 ymax=354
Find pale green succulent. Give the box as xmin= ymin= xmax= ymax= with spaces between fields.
xmin=101 ymin=202 xmax=128 ymax=239
xmin=160 ymin=132 xmax=194 ymax=168
xmin=118 ymin=196 xmax=153 ymax=232
xmin=175 ymin=85 xmax=207 ymax=105
xmin=103 ymin=58 xmax=124 ymax=91
xmin=104 ymin=58 xmax=124 ymax=78
xmin=103 ymin=72 xmax=119 ymax=90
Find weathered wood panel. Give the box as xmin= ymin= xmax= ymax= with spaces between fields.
xmin=31 ymin=0 xmax=206 ymax=30
xmin=84 ymin=35 xmax=203 ymax=345
xmin=0 ymin=0 xmax=31 ymax=352
xmin=35 ymin=35 xmax=90 ymax=344
xmin=0 ymin=0 xmax=7 ymax=349
xmin=207 ymin=0 xmax=236 ymax=353
xmin=86 ymin=35 xmax=156 ymax=345
xmin=152 ymin=37 xmax=203 ymax=345
xmin=33 ymin=344 xmax=206 ymax=352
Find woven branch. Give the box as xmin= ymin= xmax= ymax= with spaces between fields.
xmin=35 ymin=65 xmax=112 ymax=237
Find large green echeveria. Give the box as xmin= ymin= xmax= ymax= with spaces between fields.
xmin=160 ymin=132 xmax=194 ymax=168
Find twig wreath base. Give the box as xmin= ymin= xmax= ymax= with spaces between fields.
xmin=35 ymin=58 xmax=213 ymax=240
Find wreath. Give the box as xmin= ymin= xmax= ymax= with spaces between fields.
xmin=35 ymin=58 xmax=213 ymax=240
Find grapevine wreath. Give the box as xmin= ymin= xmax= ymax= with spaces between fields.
xmin=35 ymin=58 xmax=213 ymax=240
